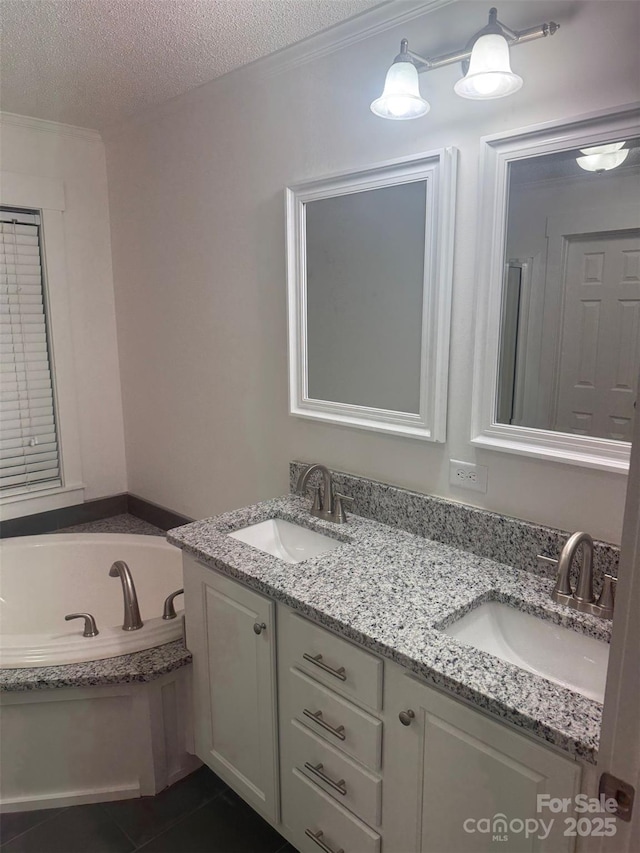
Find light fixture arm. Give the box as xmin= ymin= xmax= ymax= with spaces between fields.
xmin=402 ymin=7 xmax=559 ymax=74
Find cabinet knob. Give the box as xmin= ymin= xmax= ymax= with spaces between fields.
xmin=399 ymin=709 xmax=415 ymax=726
xmin=253 ymin=622 xmax=267 ymax=635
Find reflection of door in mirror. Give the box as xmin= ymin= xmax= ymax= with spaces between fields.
xmin=553 ymin=230 xmax=640 ymax=440
xmin=499 ymin=137 xmax=640 ymax=441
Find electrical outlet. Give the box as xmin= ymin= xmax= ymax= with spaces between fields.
xmin=449 ymin=459 xmax=488 ymax=493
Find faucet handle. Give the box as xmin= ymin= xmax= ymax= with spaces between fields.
xmin=312 ymin=486 xmax=323 ymax=513
xmin=65 ymin=613 xmax=99 ymax=637
xmin=595 ymin=574 xmax=616 ymax=618
xmin=333 ymin=493 xmax=354 ymax=524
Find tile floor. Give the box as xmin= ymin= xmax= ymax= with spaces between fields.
xmin=0 ymin=767 xmax=295 ymax=853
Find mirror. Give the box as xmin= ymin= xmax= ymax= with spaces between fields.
xmin=286 ymin=150 xmax=457 ymax=440
xmin=472 ymin=107 xmax=640 ymax=472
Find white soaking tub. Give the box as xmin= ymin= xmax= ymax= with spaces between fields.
xmin=0 ymin=533 xmax=199 ymax=812
xmin=0 ymin=533 xmax=184 ymax=668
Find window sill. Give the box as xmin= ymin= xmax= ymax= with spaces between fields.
xmin=0 ymin=484 xmax=86 ymax=521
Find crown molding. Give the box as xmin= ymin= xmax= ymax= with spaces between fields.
xmin=102 ymin=0 xmax=454 ymax=135
xmin=0 ymin=111 xmax=102 ymax=142
xmin=259 ymin=0 xmax=455 ymax=80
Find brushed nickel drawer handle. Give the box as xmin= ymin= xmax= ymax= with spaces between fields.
xmin=303 ymin=762 xmax=347 ymax=796
xmin=303 ymin=652 xmax=347 ymax=681
xmin=302 ymin=708 xmax=346 ymax=741
xmin=305 ymin=829 xmax=344 ymax=853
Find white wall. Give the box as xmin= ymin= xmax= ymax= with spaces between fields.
xmin=0 ymin=115 xmax=127 ymax=506
xmin=104 ymin=0 xmax=639 ymax=544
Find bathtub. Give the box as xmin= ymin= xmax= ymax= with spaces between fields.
xmin=0 ymin=533 xmax=199 ymax=811
xmin=0 ymin=533 xmax=184 ymax=668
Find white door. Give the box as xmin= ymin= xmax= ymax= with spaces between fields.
xmin=593 ymin=377 xmax=640 ymax=851
xmin=554 ymin=230 xmax=640 ymax=439
xmin=183 ymin=555 xmax=280 ymax=822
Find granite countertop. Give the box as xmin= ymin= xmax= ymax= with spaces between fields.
xmin=0 ymin=640 xmax=191 ymax=692
xmin=168 ymin=495 xmax=611 ymax=764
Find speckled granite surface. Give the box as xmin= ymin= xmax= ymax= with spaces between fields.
xmin=169 ymin=495 xmax=611 ymax=764
xmin=1 ymin=517 xmax=187 ymax=693
xmin=56 ymin=513 xmax=164 ymax=536
xmin=0 ymin=640 xmax=191 ymax=692
xmin=290 ymin=462 xmax=619 ymax=593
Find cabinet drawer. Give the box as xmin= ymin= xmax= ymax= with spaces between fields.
xmin=284 ymin=612 xmax=383 ymax=711
xmin=289 ymin=718 xmax=382 ymax=828
xmin=284 ymin=767 xmax=381 ymax=853
xmin=289 ymin=668 xmax=382 ymax=771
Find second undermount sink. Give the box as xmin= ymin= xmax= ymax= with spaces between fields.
xmin=228 ymin=518 xmax=343 ymax=564
xmin=443 ymin=601 xmax=610 ymax=703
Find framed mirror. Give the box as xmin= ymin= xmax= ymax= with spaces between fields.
xmin=472 ymin=106 xmax=640 ymax=472
xmin=286 ymin=150 xmax=457 ymax=440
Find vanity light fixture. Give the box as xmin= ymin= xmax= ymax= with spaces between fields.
xmin=370 ymin=6 xmax=559 ymax=120
xmin=576 ymin=142 xmax=629 ymax=173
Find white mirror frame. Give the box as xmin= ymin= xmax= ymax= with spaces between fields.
xmin=286 ymin=148 xmax=457 ymax=441
xmin=471 ymin=105 xmax=640 ymax=473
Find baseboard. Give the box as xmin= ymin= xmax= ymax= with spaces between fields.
xmin=0 ymin=494 xmax=128 ymax=539
xmin=127 ymin=494 xmax=193 ymax=531
xmin=0 ymin=493 xmax=193 ymax=539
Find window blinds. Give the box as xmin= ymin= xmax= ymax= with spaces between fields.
xmin=0 ymin=208 xmax=61 ymax=495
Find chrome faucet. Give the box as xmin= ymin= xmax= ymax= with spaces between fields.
xmin=295 ymin=463 xmax=353 ymax=524
xmin=109 ymin=560 xmax=144 ymax=631
xmin=548 ymin=531 xmax=616 ymax=619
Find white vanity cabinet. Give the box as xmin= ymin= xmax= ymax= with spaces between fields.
xmin=183 ymin=557 xmax=586 ymax=853
xmin=183 ymin=555 xmax=279 ymax=822
xmin=382 ymin=661 xmax=582 ymax=853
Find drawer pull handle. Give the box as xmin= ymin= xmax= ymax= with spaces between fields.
xmin=399 ymin=709 xmax=415 ymax=726
xmin=303 ymin=652 xmax=347 ymax=681
xmin=253 ymin=622 xmax=267 ymax=635
xmin=303 ymin=762 xmax=347 ymax=795
xmin=305 ymin=829 xmax=344 ymax=853
xmin=302 ymin=708 xmax=346 ymax=741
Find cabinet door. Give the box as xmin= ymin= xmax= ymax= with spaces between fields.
xmin=183 ymin=555 xmax=279 ymax=821
xmin=382 ymin=662 xmax=581 ymax=853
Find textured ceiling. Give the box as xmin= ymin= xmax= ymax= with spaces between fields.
xmin=0 ymin=0 xmax=383 ymax=130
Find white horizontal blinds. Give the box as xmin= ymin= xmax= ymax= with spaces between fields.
xmin=0 ymin=208 xmax=61 ymax=495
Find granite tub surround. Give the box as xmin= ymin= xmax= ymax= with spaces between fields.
xmin=290 ymin=462 xmax=620 ymax=593
xmin=168 ymin=495 xmax=610 ymax=763
xmin=0 ymin=639 xmax=191 ymax=692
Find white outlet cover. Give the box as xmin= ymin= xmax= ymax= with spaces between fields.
xmin=449 ymin=459 xmax=488 ymax=493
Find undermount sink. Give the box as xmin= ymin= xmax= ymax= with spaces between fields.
xmin=443 ymin=601 xmax=610 ymax=703
xmin=228 ymin=518 xmax=343 ymax=564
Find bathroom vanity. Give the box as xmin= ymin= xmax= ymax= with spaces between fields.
xmin=171 ymin=486 xmax=612 ymax=853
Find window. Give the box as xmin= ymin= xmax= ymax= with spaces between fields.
xmin=1 ymin=207 xmax=61 ymax=495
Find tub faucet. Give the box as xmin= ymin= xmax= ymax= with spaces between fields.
xmin=548 ymin=531 xmax=616 ymax=619
xmin=109 ymin=560 xmax=144 ymax=631
xmin=295 ymin=463 xmax=353 ymax=524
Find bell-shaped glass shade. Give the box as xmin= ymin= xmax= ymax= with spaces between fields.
xmin=370 ymin=60 xmax=430 ymax=120
xmin=454 ymin=33 xmax=523 ymax=100
xmin=576 ymin=149 xmax=629 ymax=172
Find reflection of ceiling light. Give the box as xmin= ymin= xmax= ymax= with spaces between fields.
xmin=576 ymin=142 xmax=629 ymax=173
xmin=371 ymin=7 xmax=559 ymax=120
xmin=579 ymin=142 xmax=625 ymax=155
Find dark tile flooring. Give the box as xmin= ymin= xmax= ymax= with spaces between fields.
xmin=0 ymin=767 xmax=296 ymax=853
